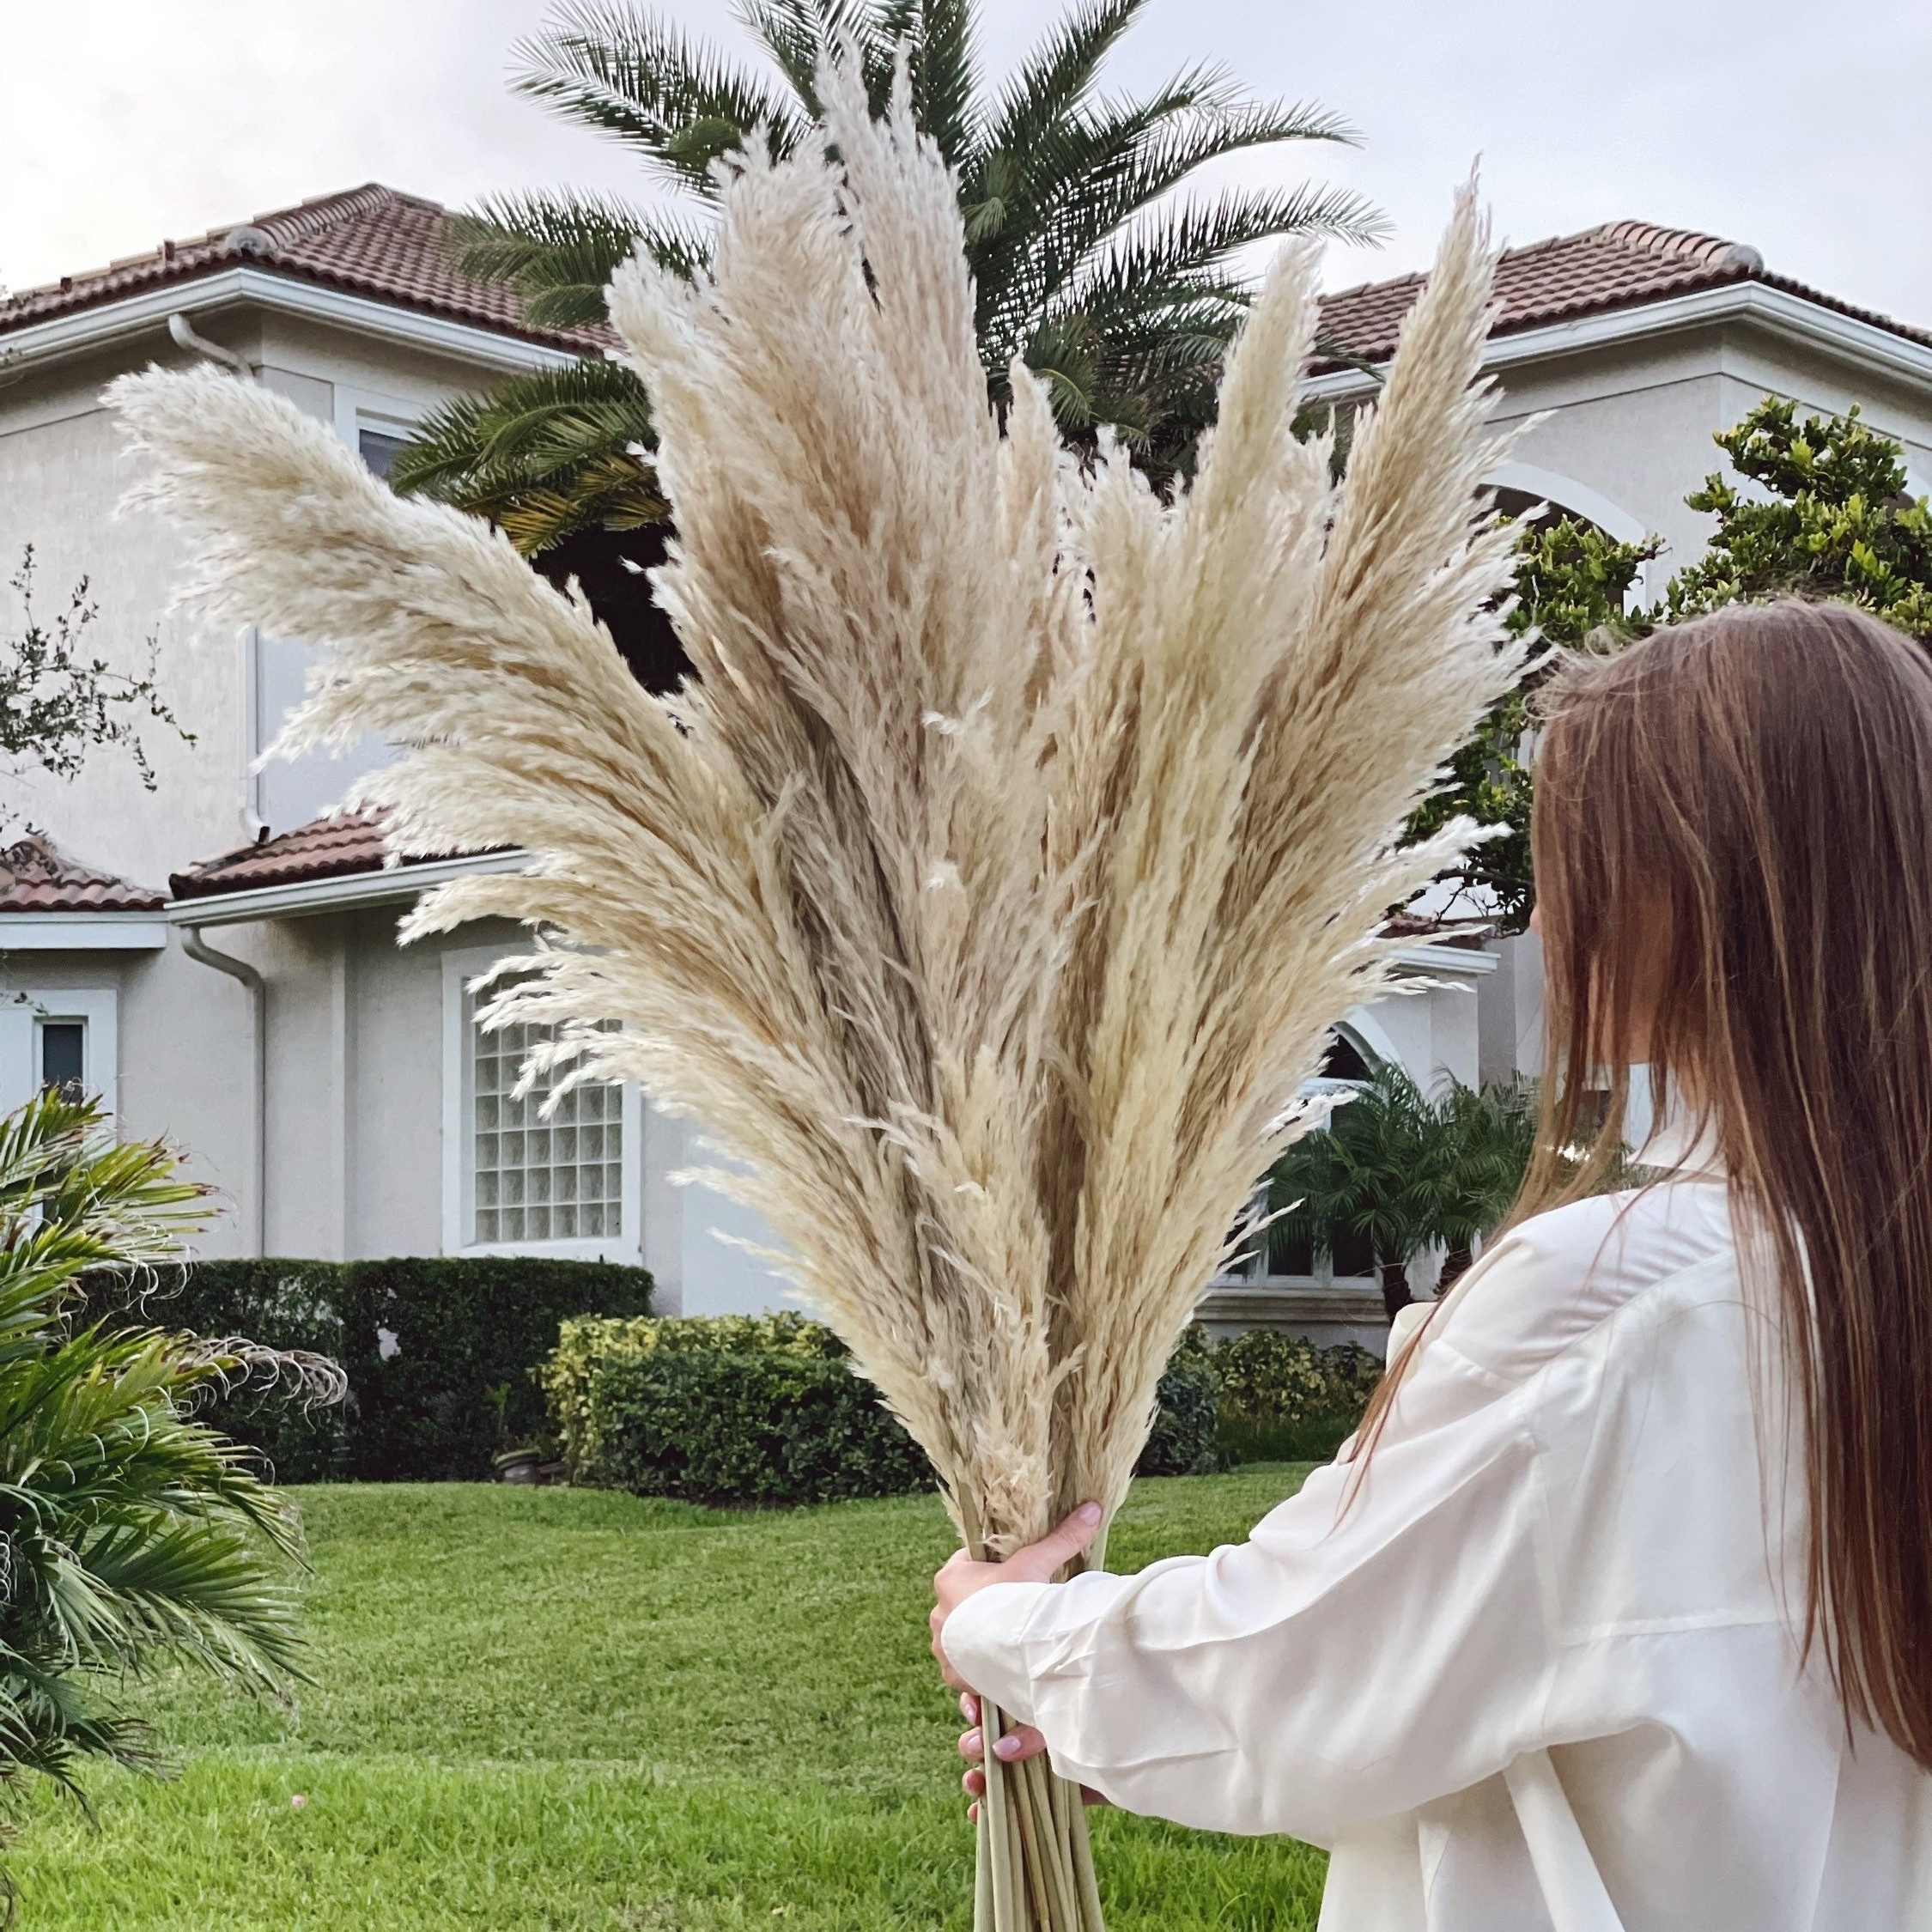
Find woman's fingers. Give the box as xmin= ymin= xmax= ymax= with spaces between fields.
xmin=959 ymin=1691 xmax=979 ymax=1726
xmin=958 ymin=1721 xmax=1048 ymax=1764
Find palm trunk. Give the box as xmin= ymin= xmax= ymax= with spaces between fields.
xmin=1377 ymin=1250 xmax=1413 ymax=1323
xmin=1438 ymin=1244 xmax=1473 ymax=1291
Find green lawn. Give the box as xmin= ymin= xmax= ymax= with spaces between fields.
xmin=10 ymin=1467 xmax=1327 ymax=1929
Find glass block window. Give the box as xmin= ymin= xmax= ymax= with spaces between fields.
xmin=471 ymin=1007 xmax=623 ymax=1244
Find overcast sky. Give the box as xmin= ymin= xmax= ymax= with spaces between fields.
xmin=3 ymin=1 xmax=1929 ymax=324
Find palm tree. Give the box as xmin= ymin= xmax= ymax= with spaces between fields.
xmin=394 ymin=0 xmax=1382 ymax=572
xmin=1267 ymin=1068 xmax=1545 ymax=1321
xmin=0 ymin=1092 xmax=321 ymax=1863
xmin=1433 ymin=1073 xmax=1538 ymax=1287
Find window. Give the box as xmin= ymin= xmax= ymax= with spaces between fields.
xmin=469 ymin=1002 xmax=623 ymax=1244
xmin=0 ymin=990 xmax=116 ymax=1121
xmin=441 ymin=947 xmax=640 ymax=1261
xmin=38 ymin=1020 xmax=84 ymax=1099
xmin=358 ymin=427 xmax=408 ymax=478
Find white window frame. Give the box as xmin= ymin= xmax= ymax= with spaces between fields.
xmin=0 ymin=987 xmax=118 ymax=1121
xmin=331 ymin=384 xmax=422 ymax=465
xmin=440 ymin=946 xmax=641 ymax=1263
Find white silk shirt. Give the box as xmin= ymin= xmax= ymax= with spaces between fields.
xmin=942 ymin=1175 xmax=1932 ymax=1929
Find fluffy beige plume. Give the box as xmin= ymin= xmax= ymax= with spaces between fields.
xmin=109 ymin=59 xmax=1520 ymax=1579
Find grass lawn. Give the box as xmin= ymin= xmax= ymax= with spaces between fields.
xmin=9 ymin=1465 xmax=1327 ymax=1929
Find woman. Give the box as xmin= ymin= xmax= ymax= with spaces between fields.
xmin=932 ymin=600 xmax=1932 ymax=1929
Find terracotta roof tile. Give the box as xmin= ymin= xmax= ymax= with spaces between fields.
xmin=169 ymin=810 xmax=511 ymax=901
xmin=0 ymin=835 xmax=165 ymax=914
xmin=1317 ymin=219 xmax=1932 ymax=368
xmin=0 ymin=184 xmax=613 ymax=354
xmin=170 ymin=811 xmax=396 ymax=899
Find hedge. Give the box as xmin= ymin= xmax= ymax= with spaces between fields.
xmin=544 ymin=1313 xmax=1224 ymax=1506
xmin=92 ymin=1255 xmax=653 ymax=1483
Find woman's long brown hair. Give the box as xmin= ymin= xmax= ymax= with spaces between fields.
xmin=1487 ymin=598 xmax=1932 ymax=1765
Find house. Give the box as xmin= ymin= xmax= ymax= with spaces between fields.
xmin=3 ymin=191 xmax=1929 ymax=1344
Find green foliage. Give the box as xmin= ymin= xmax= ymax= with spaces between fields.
xmin=0 ymin=548 xmax=190 ymax=818
xmin=0 ymin=1094 xmax=303 ymax=1863
xmin=1268 ymin=1067 xmax=1537 ymax=1317
xmin=1208 ymin=1330 xmax=1382 ymax=1464
xmin=386 ymin=359 xmax=664 ymax=555
xmin=401 ymin=0 xmax=1382 ymax=552
xmin=1420 ymin=398 xmax=1932 ymax=927
xmin=1133 ymin=1352 xmax=1219 ymax=1477
xmin=547 ymin=1312 xmax=1229 ymax=1503
xmin=9 ymin=1478 xmax=1330 ymax=1928
xmin=100 ymin=1256 xmax=653 ymax=1484
xmin=1662 ymin=398 xmax=1932 ymax=637
xmin=1408 ymin=520 xmax=1656 ymax=929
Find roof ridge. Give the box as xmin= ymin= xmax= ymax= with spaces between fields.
xmin=1586 ymin=218 xmax=1764 ymax=274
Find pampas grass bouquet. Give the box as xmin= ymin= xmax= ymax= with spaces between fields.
xmin=113 ymin=50 xmax=1522 ymax=1932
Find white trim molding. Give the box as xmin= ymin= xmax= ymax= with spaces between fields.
xmin=0 ymin=267 xmax=579 ymax=381
xmin=1303 ymin=279 xmax=1932 ymax=406
xmin=1482 ymin=461 xmax=1650 ymax=546
xmin=1390 ymin=942 xmax=1498 ymax=978
xmin=164 ymin=849 xmax=530 ymax=928
xmin=0 ymin=914 xmax=168 ymax=951
xmin=0 ymin=986 xmax=119 ymax=1121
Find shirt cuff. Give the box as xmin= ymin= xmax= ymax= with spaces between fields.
xmin=941 ymin=1579 xmax=1053 ymax=1725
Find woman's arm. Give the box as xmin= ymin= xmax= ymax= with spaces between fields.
xmin=931 ymin=1337 xmax=1559 ymax=1844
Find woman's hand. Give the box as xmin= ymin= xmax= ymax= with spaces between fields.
xmin=954 ymin=1690 xmax=1107 ymax=1820
xmin=930 ymin=1504 xmax=1107 ymax=1821
xmin=929 ymin=1502 xmax=1103 ymax=1690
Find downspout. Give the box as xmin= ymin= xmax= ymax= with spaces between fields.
xmin=167 ymin=311 xmax=251 ymax=377
xmin=166 ymin=313 xmax=268 ymax=838
xmin=179 ymin=925 xmax=267 ymax=1255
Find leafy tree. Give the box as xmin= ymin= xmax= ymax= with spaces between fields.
xmin=0 ymin=1093 xmax=320 ymax=1874
xmin=1659 ymin=398 xmax=1932 ymax=635
xmin=1419 ymin=397 xmax=1932 ymax=930
xmin=394 ymin=0 xmax=1381 ymax=555
xmin=1 ymin=548 xmax=189 ymax=823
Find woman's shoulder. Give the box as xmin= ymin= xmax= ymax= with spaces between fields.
xmin=1429 ymin=1178 xmax=1735 ymax=1388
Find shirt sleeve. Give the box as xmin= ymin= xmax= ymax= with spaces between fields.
xmin=941 ymin=1286 xmax=1566 ymax=1845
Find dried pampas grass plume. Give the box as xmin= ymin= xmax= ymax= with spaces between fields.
xmin=111 ymin=48 xmax=1522 ymax=1930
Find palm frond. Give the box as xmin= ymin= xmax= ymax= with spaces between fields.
xmin=977 ymin=0 xmax=1146 ymax=159
xmin=908 ymin=0 xmax=980 ymax=164
xmin=732 ymin=0 xmax=901 ymax=118
xmin=0 ymin=1094 xmax=312 ymax=1842
xmin=389 ymin=360 xmax=665 ymax=553
xmin=1066 ymin=185 xmax=1384 ymax=319
xmin=513 ymin=1 xmax=808 ymax=197
xmin=448 ymin=191 xmax=711 ymax=329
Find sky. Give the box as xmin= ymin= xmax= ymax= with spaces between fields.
xmin=3 ymin=1 xmax=1929 ymax=325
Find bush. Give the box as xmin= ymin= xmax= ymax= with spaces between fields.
xmin=1135 ymin=1352 xmax=1220 ymax=1476
xmin=546 ymin=1314 xmax=1228 ymax=1504
xmin=1211 ymin=1329 xmax=1383 ymax=1465
xmin=95 ymin=1255 xmax=653 ymax=1482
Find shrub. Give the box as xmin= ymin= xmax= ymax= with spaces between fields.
xmin=546 ymin=1314 xmax=1225 ymax=1504
xmin=1134 ymin=1352 xmax=1220 ymax=1476
xmin=1211 ymin=1329 xmax=1384 ymax=1465
xmin=96 ymin=1255 xmax=653 ymax=1482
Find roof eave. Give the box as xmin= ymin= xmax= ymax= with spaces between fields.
xmin=0 ymin=912 xmax=170 ymax=950
xmin=0 ymin=264 xmax=583 ymax=381
xmin=1303 ymin=279 xmax=1932 ymax=404
xmin=166 ymin=848 xmax=531 ymax=927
